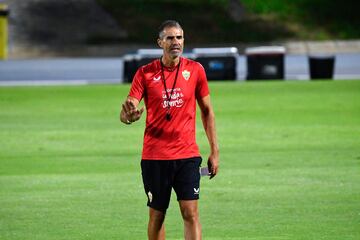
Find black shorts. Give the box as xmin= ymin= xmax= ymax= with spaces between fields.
xmin=141 ymin=156 xmax=202 ymax=213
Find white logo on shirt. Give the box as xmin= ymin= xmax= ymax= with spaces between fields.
xmin=162 ymin=88 xmax=184 ymax=108
xmin=153 ymin=76 xmax=161 ymax=81
xmin=182 ymin=70 xmax=190 ymax=81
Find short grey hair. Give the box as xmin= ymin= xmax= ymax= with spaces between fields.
xmin=158 ymin=20 xmax=183 ymax=39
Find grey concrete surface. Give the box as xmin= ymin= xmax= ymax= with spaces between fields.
xmin=0 ymin=58 xmax=123 ymax=86
xmin=1 ymin=53 xmax=359 ymax=86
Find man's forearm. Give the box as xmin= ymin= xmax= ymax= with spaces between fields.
xmin=201 ymin=109 xmax=219 ymax=154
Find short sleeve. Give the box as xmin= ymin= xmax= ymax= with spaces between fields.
xmin=195 ymin=63 xmax=210 ymax=100
xmin=128 ymin=68 xmax=145 ymax=101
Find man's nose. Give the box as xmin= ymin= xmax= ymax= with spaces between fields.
xmin=171 ymin=38 xmax=179 ymax=44
xmin=172 ymin=37 xmax=182 ymax=44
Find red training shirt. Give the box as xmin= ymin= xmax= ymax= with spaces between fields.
xmin=128 ymin=57 xmax=209 ymax=160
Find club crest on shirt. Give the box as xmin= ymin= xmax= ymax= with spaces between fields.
xmin=182 ymin=70 xmax=190 ymax=81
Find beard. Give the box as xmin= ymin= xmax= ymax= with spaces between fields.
xmin=169 ymin=49 xmax=182 ymax=59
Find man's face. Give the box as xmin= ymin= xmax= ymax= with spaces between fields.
xmin=158 ymin=27 xmax=184 ymax=59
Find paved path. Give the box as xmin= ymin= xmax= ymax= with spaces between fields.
xmin=0 ymin=58 xmax=123 ymax=86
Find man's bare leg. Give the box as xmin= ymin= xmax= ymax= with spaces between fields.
xmin=148 ymin=208 xmax=165 ymax=240
xmin=179 ymin=200 xmax=201 ymax=240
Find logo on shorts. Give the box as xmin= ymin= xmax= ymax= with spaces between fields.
xmin=194 ymin=188 xmax=200 ymax=195
xmin=147 ymin=191 xmax=153 ymax=203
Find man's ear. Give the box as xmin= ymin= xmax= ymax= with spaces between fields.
xmin=157 ymin=38 xmax=163 ymax=48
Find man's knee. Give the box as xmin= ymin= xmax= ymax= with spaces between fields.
xmin=149 ymin=208 xmax=165 ymax=224
xmin=182 ymin=209 xmax=199 ymax=223
xmin=179 ymin=201 xmax=199 ymax=223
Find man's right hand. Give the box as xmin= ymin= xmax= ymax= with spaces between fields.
xmin=121 ymin=97 xmax=144 ymax=124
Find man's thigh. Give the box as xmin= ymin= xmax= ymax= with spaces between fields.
xmin=141 ymin=160 xmax=173 ymax=213
xmin=173 ymin=157 xmax=202 ymax=201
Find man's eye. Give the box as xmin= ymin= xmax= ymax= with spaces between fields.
xmin=166 ymin=36 xmax=183 ymax=40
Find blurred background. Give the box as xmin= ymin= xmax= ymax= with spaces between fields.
xmin=3 ymin=0 xmax=360 ymax=56
xmin=1 ymin=0 xmax=360 ymax=83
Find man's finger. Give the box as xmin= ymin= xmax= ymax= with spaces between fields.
xmin=207 ymin=160 xmax=214 ymax=179
xmin=127 ymin=99 xmax=136 ymax=110
xmin=132 ymin=107 xmax=144 ymax=121
xmin=122 ymin=103 xmax=130 ymax=115
xmin=136 ymin=107 xmax=145 ymax=118
xmin=135 ymin=106 xmax=145 ymax=116
xmin=139 ymin=106 xmax=145 ymax=114
xmin=208 ymin=158 xmax=219 ymax=179
xmin=124 ymin=101 xmax=133 ymax=112
xmin=210 ymin=165 xmax=217 ymax=179
xmin=209 ymin=170 xmax=217 ymax=179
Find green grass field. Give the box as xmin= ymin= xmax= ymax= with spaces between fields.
xmin=1 ymin=80 xmax=359 ymax=239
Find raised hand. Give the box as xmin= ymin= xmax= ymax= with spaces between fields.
xmin=122 ymin=98 xmax=144 ymax=124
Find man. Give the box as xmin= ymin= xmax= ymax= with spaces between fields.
xmin=120 ymin=20 xmax=219 ymax=240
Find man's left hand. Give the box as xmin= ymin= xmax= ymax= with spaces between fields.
xmin=207 ymin=152 xmax=219 ymax=179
